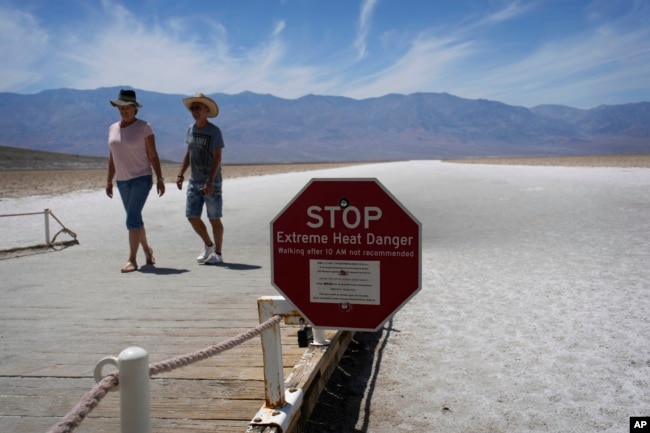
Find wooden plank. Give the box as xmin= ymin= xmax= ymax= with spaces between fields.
xmin=5 ymin=416 xmax=254 ymax=433
xmin=1 ymin=377 xmax=263 ymax=400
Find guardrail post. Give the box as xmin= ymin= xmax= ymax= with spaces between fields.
xmin=251 ymin=297 xmax=307 ymax=432
xmin=44 ymin=209 xmax=51 ymax=245
xmin=95 ymin=346 xmax=151 ymax=433
xmin=257 ymin=296 xmax=292 ymax=408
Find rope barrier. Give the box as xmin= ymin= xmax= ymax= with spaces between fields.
xmin=46 ymin=375 xmax=118 ymax=433
xmin=46 ymin=314 xmax=284 ymax=433
xmin=150 ymin=314 xmax=283 ymax=376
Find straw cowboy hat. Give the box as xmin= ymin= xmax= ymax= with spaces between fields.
xmin=110 ymin=89 xmax=142 ymax=108
xmin=183 ymin=93 xmax=219 ymax=118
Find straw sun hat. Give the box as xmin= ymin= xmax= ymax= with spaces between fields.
xmin=182 ymin=93 xmax=219 ymax=118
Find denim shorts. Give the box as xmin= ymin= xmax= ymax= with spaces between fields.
xmin=186 ymin=181 xmax=223 ymax=219
xmin=116 ymin=175 xmax=153 ymax=230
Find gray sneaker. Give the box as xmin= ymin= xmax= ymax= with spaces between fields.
xmin=204 ymin=253 xmax=223 ymax=265
xmin=197 ymin=244 xmax=215 ymax=263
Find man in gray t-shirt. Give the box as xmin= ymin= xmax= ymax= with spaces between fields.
xmin=176 ymin=93 xmax=225 ymax=265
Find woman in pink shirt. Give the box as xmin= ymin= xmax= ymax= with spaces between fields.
xmin=105 ymin=89 xmax=165 ymax=273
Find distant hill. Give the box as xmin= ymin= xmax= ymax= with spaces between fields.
xmin=0 ymin=145 xmax=179 ymax=170
xmin=0 ymin=87 xmax=648 ymax=163
xmin=0 ymin=145 xmax=108 ymax=170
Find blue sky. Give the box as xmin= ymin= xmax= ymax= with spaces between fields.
xmin=1 ymin=0 xmax=648 ymax=108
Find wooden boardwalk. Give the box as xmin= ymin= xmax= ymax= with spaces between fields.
xmin=0 ymin=249 xmax=352 ymax=433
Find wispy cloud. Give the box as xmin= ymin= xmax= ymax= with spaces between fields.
xmin=451 ymin=7 xmax=650 ymax=106
xmin=340 ymin=1 xmax=650 ymax=107
xmin=354 ymin=0 xmax=379 ymax=60
xmin=474 ymin=0 xmax=533 ymax=27
xmin=0 ymin=7 xmax=49 ymax=90
xmin=51 ymin=2 xmax=307 ymax=96
xmin=342 ymin=33 xmax=475 ymax=98
xmin=339 ymin=1 xmax=530 ymax=99
xmin=272 ymin=20 xmax=286 ymax=37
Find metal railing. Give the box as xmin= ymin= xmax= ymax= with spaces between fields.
xmin=0 ymin=208 xmax=78 ymax=250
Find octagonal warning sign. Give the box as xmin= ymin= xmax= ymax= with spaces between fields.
xmin=270 ymin=178 xmax=421 ymax=331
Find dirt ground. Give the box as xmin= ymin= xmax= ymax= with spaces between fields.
xmin=0 ymin=162 xmax=368 ymax=199
xmin=1 ymin=155 xmax=649 ymax=200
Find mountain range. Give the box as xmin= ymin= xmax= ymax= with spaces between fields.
xmin=0 ymin=87 xmax=648 ymax=163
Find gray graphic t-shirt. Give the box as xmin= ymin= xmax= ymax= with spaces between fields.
xmin=186 ymin=122 xmax=225 ymax=185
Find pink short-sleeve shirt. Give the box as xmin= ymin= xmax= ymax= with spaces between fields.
xmin=108 ymin=119 xmax=154 ymax=181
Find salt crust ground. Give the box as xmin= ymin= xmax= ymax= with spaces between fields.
xmin=305 ymin=159 xmax=650 ymax=433
xmin=1 ymin=157 xmax=649 ymax=432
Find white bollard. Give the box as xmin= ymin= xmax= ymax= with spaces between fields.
xmin=95 ymin=346 xmax=151 ymax=433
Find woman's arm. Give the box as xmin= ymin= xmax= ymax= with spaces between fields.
xmin=106 ymin=152 xmax=116 ymax=198
xmin=145 ymin=134 xmax=166 ymax=197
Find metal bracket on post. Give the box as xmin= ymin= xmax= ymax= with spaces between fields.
xmin=249 ymin=387 xmax=303 ymax=432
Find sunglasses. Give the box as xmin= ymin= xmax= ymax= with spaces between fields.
xmin=189 ymin=105 xmax=204 ymax=111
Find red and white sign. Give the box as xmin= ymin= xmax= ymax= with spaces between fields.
xmin=271 ymin=178 xmax=421 ymax=331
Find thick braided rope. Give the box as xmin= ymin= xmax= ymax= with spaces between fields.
xmin=47 ymin=374 xmax=118 ymax=433
xmin=46 ymin=315 xmax=282 ymax=433
xmin=149 ymin=315 xmax=282 ymax=376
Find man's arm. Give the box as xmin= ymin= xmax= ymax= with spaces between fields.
xmin=203 ymin=148 xmax=223 ymax=194
xmin=177 ymin=150 xmax=190 ymax=190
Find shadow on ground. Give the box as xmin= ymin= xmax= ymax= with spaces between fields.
xmin=138 ymin=265 xmax=190 ymax=275
xmin=0 ymin=240 xmax=78 ymax=260
xmin=216 ymin=262 xmax=263 ymax=271
xmin=304 ymin=320 xmax=395 ymax=433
